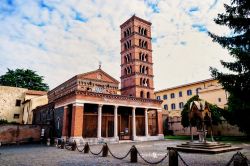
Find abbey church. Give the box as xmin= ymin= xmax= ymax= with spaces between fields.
xmin=33 ymin=15 xmax=164 ymax=143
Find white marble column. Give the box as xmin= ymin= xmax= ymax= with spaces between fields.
xmin=114 ymin=105 xmax=118 ymax=139
xmin=132 ymin=107 xmax=136 ymax=140
xmin=145 ymin=108 xmax=149 ymax=136
xmin=97 ymin=104 xmax=103 ymax=139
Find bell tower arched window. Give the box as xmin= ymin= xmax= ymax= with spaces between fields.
xmin=140 ymin=91 xmax=144 ymax=98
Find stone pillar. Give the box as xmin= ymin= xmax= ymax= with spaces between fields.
xmin=132 ymin=107 xmax=136 ymax=140
xmin=145 ymin=108 xmax=149 ymax=136
xmin=62 ymin=105 xmax=68 ymax=139
xmin=71 ymin=103 xmax=84 ymax=138
xmin=114 ymin=105 xmax=118 ymax=139
xmin=157 ymin=109 xmax=164 ymax=137
xmin=97 ymin=104 xmax=103 ymax=139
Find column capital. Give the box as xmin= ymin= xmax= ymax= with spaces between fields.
xmin=132 ymin=107 xmax=136 ymax=110
xmin=98 ymin=104 xmax=103 ymax=108
xmin=114 ymin=105 xmax=119 ymax=109
xmin=144 ymin=108 xmax=149 ymax=112
xmin=64 ymin=105 xmax=68 ymax=109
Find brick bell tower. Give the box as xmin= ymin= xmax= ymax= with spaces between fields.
xmin=120 ymin=15 xmax=154 ymax=99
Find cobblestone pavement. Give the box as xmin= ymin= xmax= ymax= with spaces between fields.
xmin=0 ymin=140 xmax=249 ymax=166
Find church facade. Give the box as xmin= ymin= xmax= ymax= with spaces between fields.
xmin=34 ymin=16 xmax=163 ymax=143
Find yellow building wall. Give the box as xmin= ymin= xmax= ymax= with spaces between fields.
xmin=155 ymin=79 xmax=227 ymax=117
xmin=0 ymin=86 xmax=28 ymax=123
xmin=23 ymin=95 xmax=48 ymax=124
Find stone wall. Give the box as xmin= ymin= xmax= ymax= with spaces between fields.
xmin=0 ymin=124 xmax=50 ymax=144
xmin=167 ymin=117 xmax=245 ymax=136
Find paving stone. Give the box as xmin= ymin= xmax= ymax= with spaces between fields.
xmin=0 ymin=140 xmax=249 ymax=166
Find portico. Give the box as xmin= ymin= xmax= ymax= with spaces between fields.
xmin=57 ymin=90 xmax=163 ymax=144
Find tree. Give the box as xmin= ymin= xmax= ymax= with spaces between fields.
xmin=0 ymin=69 xmax=49 ymax=91
xmin=208 ymin=0 xmax=250 ymax=135
xmin=181 ymin=95 xmax=223 ymax=128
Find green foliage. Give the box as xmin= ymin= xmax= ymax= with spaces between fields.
xmin=0 ymin=68 xmax=49 ymax=91
xmin=0 ymin=119 xmax=8 ymax=124
xmin=181 ymin=95 xmax=200 ymax=128
xmin=208 ymin=0 xmax=250 ymax=135
xmin=181 ymin=95 xmax=223 ymax=128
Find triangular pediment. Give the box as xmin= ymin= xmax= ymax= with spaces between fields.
xmin=77 ymin=69 xmax=119 ymax=84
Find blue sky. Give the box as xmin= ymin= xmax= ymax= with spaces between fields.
xmin=0 ymin=0 xmax=232 ymax=90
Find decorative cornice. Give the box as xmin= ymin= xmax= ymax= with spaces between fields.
xmin=53 ymin=90 xmax=162 ymax=105
xmin=120 ymin=32 xmax=152 ymax=42
xmin=120 ymin=72 xmax=154 ymax=79
xmin=120 ymin=15 xmax=151 ymax=29
xmin=121 ymin=60 xmax=153 ymax=67
xmin=120 ymin=85 xmax=154 ymax=91
xmin=120 ymin=45 xmax=152 ymax=54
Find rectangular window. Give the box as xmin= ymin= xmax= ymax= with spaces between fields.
xmin=13 ymin=114 xmax=20 ymax=119
xmin=179 ymin=91 xmax=182 ymax=97
xmin=171 ymin=103 xmax=176 ymax=110
xmin=164 ymin=104 xmax=168 ymax=110
xmin=187 ymin=90 xmax=192 ymax=96
xmin=15 ymin=99 xmax=21 ymax=107
xmin=156 ymin=96 xmax=161 ymax=100
xmin=218 ymin=98 xmax=221 ymax=102
xmin=163 ymin=95 xmax=167 ymax=100
xmin=170 ymin=93 xmax=175 ymax=98
xmin=179 ymin=102 xmax=184 ymax=109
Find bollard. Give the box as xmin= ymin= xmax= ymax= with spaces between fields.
xmin=61 ymin=139 xmax=65 ymax=149
xmin=84 ymin=142 xmax=90 ymax=153
xmin=102 ymin=143 xmax=108 ymax=157
xmin=130 ymin=145 xmax=138 ymax=163
xmin=71 ymin=141 xmax=77 ymax=151
xmin=233 ymin=153 xmax=248 ymax=166
xmin=169 ymin=149 xmax=178 ymax=166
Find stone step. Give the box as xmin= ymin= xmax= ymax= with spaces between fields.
xmin=177 ymin=144 xmax=232 ymax=149
xmin=168 ymin=146 xmax=242 ymax=154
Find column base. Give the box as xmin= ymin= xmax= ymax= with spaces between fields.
xmin=69 ymin=136 xmax=84 ymax=144
xmin=132 ymin=136 xmax=137 ymax=141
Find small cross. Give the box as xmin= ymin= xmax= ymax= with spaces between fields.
xmin=99 ymin=61 xmax=102 ymax=69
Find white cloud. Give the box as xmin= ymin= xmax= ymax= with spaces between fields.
xmin=0 ymin=0 xmax=233 ymax=91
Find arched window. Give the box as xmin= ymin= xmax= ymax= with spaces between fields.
xmin=145 ymin=54 xmax=148 ymax=61
xmin=140 ymin=91 xmax=144 ymax=98
xmin=138 ymin=27 xmax=141 ymax=33
xmin=147 ymin=92 xmax=150 ymax=98
xmin=124 ymin=31 xmax=127 ymax=38
xmin=140 ymin=78 xmax=143 ymax=86
xmin=139 ymin=52 xmax=142 ymax=60
xmin=124 ymin=43 xmax=127 ymax=50
xmin=145 ymin=67 xmax=148 ymax=74
xmin=139 ymin=39 xmax=141 ymax=47
xmin=146 ymin=79 xmax=149 ymax=87
xmin=144 ymin=29 xmax=147 ymax=36
xmin=142 ymin=66 xmax=145 ymax=73
xmin=144 ymin=41 xmax=148 ymax=48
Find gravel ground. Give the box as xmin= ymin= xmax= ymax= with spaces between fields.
xmin=0 ymin=140 xmax=249 ymax=166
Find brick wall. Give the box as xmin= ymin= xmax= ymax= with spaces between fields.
xmin=0 ymin=124 xmax=49 ymax=144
